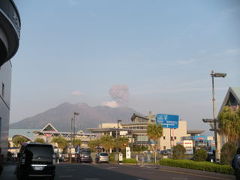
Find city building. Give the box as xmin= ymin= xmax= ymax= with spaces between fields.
xmin=89 ymin=113 xmax=195 ymax=151
xmin=0 ymin=0 xmax=21 ymax=159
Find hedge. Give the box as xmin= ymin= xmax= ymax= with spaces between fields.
xmin=159 ymin=159 xmax=234 ymax=175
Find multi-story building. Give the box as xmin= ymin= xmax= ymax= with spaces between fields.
xmin=89 ymin=113 xmax=192 ymax=151
xmin=0 ymin=0 xmax=21 ymax=159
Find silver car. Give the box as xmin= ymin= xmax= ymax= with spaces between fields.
xmin=95 ymin=152 xmax=109 ymax=163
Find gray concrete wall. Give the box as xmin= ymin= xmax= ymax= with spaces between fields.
xmin=0 ymin=61 xmax=11 ymax=158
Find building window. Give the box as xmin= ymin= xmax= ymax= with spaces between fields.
xmin=163 ymin=136 xmax=165 ymax=140
xmin=163 ymin=146 xmax=166 ymax=150
xmin=171 ymin=136 xmax=174 ymax=141
xmin=1 ymin=83 xmax=4 ymax=98
xmin=174 ymin=136 xmax=177 ymax=140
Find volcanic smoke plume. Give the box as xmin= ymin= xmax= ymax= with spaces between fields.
xmin=109 ymin=85 xmax=129 ymax=107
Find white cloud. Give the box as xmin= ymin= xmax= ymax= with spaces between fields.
xmin=68 ymin=0 xmax=78 ymax=6
xmin=224 ymin=48 xmax=240 ymax=55
xmin=101 ymin=101 xmax=119 ymax=108
xmin=176 ymin=58 xmax=196 ymax=65
xmin=71 ymin=90 xmax=83 ymax=96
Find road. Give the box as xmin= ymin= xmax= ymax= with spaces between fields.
xmin=0 ymin=163 xmax=235 ymax=180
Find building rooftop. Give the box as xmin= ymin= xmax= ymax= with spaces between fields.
xmin=9 ymin=129 xmax=38 ymax=140
xmin=187 ymin=130 xmax=204 ymax=135
xmin=231 ymin=87 xmax=240 ymax=102
xmin=219 ymin=87 xmax=240 ymax=113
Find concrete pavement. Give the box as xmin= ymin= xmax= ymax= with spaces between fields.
xmin=0 ymin=162 xmax=235 ymax=180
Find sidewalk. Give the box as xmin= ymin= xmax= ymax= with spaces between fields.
xmin=0 ymin=162 xmax=16 ymax=180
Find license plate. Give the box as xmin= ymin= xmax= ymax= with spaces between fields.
xmin=33 ymin=166 xmax=44 ymax=171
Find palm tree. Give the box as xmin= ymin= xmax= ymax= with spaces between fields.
xmin=99 ymin=135 xmax=114 ymax=152
xmin=72 ymin=139 xmax=82 ymax=147
xmin=51 ymin=136 xmax=68 ymax=150
xmin=34 ymin=138 xmax=45 ymax=143
xmin=147 ymin=123 xmax=163 ymax=164
xmin=12 ymin=136 xmax=29 ymax=147
xmin=114 ymin=137 xmax=129 ymax=150
xmin=219 ymin=106 xmax=240 ymax=144
xmin=88 ymin=139 xmax=101 ymax=152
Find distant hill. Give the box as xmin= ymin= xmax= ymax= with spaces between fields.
xmin=10 ymin=103 xmax=138 ymax=132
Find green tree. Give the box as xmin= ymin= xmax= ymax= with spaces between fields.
xmin=172 ymin=144 xmax=186 ymax=159
xmin=99 ymin=135 xmax=114 ymax=152
xmin=51 ymin=136 xmax=68 ymax=150
xmin=193 ymin=149 xmax=208 ymax=161
xmin=147 ymin=123 xmax=163 ymax=164
xmin=219 ymin=106 xmax=240 ymax=143
xmin=132 ymin=145 xmax=148 ymax=152
xmin=220 ymin=142 xmax=237 ymax=165
xmin=114 ymin=137 xmax=129 ymax=150
xmin=12 ymin=136 xmax=29 ymax=147
xmin=88 ymin=139 xmax=101 ymax=152
xmin=72 ymin=139 xmax=82 ymax=147
xmin=34 ymin=138 xmax=45 ymax=143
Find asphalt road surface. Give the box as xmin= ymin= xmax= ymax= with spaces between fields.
xmin=0 ymin=163 xmax=235 ymax=180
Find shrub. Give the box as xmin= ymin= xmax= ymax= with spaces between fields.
xmin=172 ymin=144 xmax=186 ymax=159
xmin=221 ymin=142 xmax=237 ymax=165
xmin=193 ymin=149 xmax=207 ymax=161
xmin=159 ymin=159 xmax=234 ymax=174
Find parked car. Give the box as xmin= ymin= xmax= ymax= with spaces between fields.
xmin=160 ymin=149 xmax=172 ymax=155
xmin=95 ymin=152 xmax=109 ymax=163
xmin=16 ymin=142 xmax=56 ymax=180
xmin=79 ymin=149 xmax=92 ymax=163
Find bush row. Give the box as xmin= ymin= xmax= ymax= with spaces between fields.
xmin=159 ymin=159 xmax=234 ymax=175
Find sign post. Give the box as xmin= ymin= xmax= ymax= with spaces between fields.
xmin=156 ymin=114 xmax=179 ymax=150
xmin=156 ymin=114 xmax=179 ymax=128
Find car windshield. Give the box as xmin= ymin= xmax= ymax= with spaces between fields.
xmin=99 ymin=153 xmax=108 ymax=156
xmin=26 ymin=145 xmax=53 ymax=159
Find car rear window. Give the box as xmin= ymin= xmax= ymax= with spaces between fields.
xmin=100 ymin=153 xmax=108 ymax=156
xmin=26 ymin=145 xmax=54 ymax=159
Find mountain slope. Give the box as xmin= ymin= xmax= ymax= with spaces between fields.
xmin=10 ymin=103 xmax=138 ymax=131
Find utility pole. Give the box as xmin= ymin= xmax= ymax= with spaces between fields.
xmin=69 ymin=112 xmax=79 ymax=163
xmin=203 ymin=70 xmax=226 ymax=162
xmin=69 ymin=118 xmax=73 ymax=163
xmin=117 ymin=120 xmax=122 ymax=165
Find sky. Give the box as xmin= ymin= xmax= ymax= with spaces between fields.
xmin=10 ymin=0 xmax=240 ymax=133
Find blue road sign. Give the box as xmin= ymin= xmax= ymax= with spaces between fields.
xmin=156 ymin=114 xmax=179 ymax=128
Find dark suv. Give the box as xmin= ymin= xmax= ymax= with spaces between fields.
xmin=16 ymin=143 xmax=56 ymax=180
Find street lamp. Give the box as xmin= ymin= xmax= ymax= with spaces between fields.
xmin=73 ymin=112 xmax=79 ymax=142
xmin=117 ymin=120 xmax=122 ymax=164
xmin=210 ymin=70 xmax=226 ymax=162
xmin=70 ymin=112 xmax=79 ymax=163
